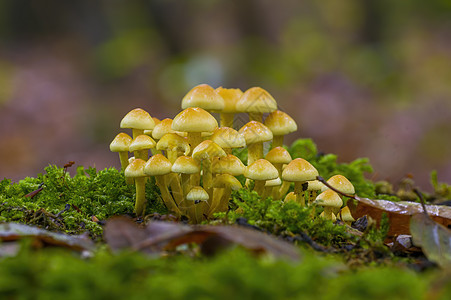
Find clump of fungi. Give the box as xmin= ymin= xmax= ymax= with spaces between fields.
xmin=110 ymin=84 xmax=356 ymax=224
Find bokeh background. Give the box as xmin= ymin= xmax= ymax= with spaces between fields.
xmin=0 ymin=0 xmax=450 ymax=191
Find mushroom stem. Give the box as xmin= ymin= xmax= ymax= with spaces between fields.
xmin=323 ymin=207 xmax=334 ymax=220
xmin=272 ymin=135 xmax=284 ymax=148
xmin=167 ymin=173 xmax=184 ymax=206
xmin=202 ymin=159 xmax=213 ymax=191
xmin=220 ymin=113 xmax=234 ymax=128
xmin=253 ymin=180 xmax=265 ymax=196
xmin=187 ymin=132 xmax=202 ymax=154
xmin=132 ymin=129 xmax=144 ymax=139
xmin=166 ymin=150 xmax=178 ymax=164
xmin=293 ymin=182 xmax=306 ymax=207
xmin=249 ymin=112 xmax=263 ymax=123
xmin=134 ymin=177 xmax=147 ymax=216
xmin=118 ymin=152 xmax=129 ymax=171
xmin=210 ymin=187 xmax=231 ymax=216
xmin=134 ymin=150 xmax=148 ymax=161
xmin=155 ymin=175 xmax=181 ymax=217
xmin=180 ymin=173 xmax=191 ymax=197
xmin=247 ymin=143 xmax=263 ymax=165
xmin=278 ymin=181 xmax=291 ymax=200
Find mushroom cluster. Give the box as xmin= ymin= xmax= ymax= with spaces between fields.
xmin=110 ymin=84 xmax=356 ymax=224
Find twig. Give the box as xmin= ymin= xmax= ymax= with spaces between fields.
xmin=413 ymin=188 xmax=429 ymax=216
xmin=316 ymin=176 xmax=357 ymax=199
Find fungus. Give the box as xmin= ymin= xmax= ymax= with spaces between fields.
xmin=321 ymin=174 xmax=355 ymax=195
xmin=282 ymin=158 xmax=319 ymax=207
xmin=120 ymin=108 xmax=155 ymax=139
xmin=183 ymin=186 xmax=209 ymax=223
xmin=210 ymin=127 xmax=246 ymax=154
xmin=156 ymin=133 xmax=190 ymax=163
xmin=181 ymin=84 xmax=224 ymax=113
xmin=284 ymin=191 xmax=297 ymax=203
xmin=210 ymin=174 xmax=242 ymax=216
xmin=144 ymin=117 xmax=161 ymax=136
xmin=320 ymin=210 xmax=337 ymax=222
xmin=306 ymin=180 xmax=326 ymax=206
xmin=314 ymin=189 xmax=343 ymax=221
xmin=264 ymin=146 xmax=292 ymax=200
xmin=124 ymin=158 xmax=148 ymax=216
xmin=192 ymin=140 xmax=226 ymax=197
xmin=337 ymin=206 xmax=355 ymax=225
xmin=211 ymin=154 xmax=245 ymax=177
xmin=262 ymin=177 xmax=282 ymax=200
xmin=215 ymin=87 xmax=243 ymax=128
xmin=144 ymin=154 xmax=182 ymax=216
xmin=129 ymin=134 xmax=156 ymax=161
xmin=171 ymin=155 xmax=200 ymax=197
xmin=172 ymin=107 xmax=218 ymax=154
xmin=236 ymin=87 xmax=277 ymax=122
xmin=110 ymin=132 xmax=132 ymax=171
xmin=244 ymin=159 xmax=279 ymax=195
xmin=264 ymin=110 xmax=297 ymax=149
xmin=239 ymin=121 xmax=273 ymax=165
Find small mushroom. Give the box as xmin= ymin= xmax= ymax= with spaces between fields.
xmin=211 ymin=154 xmax=246 ymax=177
xmin=181 ymin=84 xmax=225 ymax=113
xmin=239 ymin=121 xmax=273 ymax=166
xmin=314 ymin=190 xmax=343 ymax=221
xmin=124 ymin=158 xmax=148 ymax=216
xmin=156 ymin=133 xmax=190 ymax=163
xmin=264 ymin=110 xmax=298 ymax=149
xmin=210 ymin=127 xmax=246 ymax=155
xmin=129 ymin=134 xmax=156 ymax=161
xmin=283 ymin=192 xmax=297 ymax=203
xmin=120 ymin=108 xmax=155 ymax=139
xmin=236 ymin=87 xmax=277 ymax=123
xmin=265 ymin=146 xmax=292 ymax=200
xmin=110 ymin=132 xmax=132 ymax=171
xmin=171 ymin=155 xmax=200 ymax=197
xmin=337 ymin=206 xmax=355 ymax=225
xmin=215 ymin=87 xmax=243 ymax=128
xmin=210 ymin=174 xmax=242 ymax=216
xmin=244 ymin=159 xmax=279 ymax=196
xmin=183 ymin=186 xmax=209 ymax=224
xmin=282 ymin=158 xmax=319 ymax=207
xmin=262 ymin=177 xmax=282 ymax=200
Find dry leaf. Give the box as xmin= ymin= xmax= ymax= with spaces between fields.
xmin=0 ymin=223 xmax=93 ymax=251
xmin=104 ymin=217 xmax=300 ymax=260
xmin=348 ymin=197 xmax=451 ymax=238
xmin=410 ymin=213 xmax=451 ymax=268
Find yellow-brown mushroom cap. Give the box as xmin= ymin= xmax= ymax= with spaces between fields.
xmin=264 ymin=110 xmax=298 ymax=136
xmin=181 ymin=84 xmax=224 ymax=112
xmin=186 ymin=186 xmax=210 ymax=201
xmin=338 ymin=206 xmax=355 ymax=223
xmin=212 ymin=154 xmax=245 ymax=176
xmin=210 ymin=127 xmax=246 ymax=149
xmin=171 ymin=156 xmax=200 ymax=174
xmin=284 ymin=192 xmax=297 ymax=203
xmin=215 ymin=87 xmax=243 ymax=113
xmin=172 ymin=107 xmax=218 ymax=133
xmin=212 ymin=174 xmax=242 ymax=190
xmin=282 ymin=158 xmax=318 ymax=182
xmin=314 ymin=190 xmax=343 ymax=208
xmin=143 ymin=154 xmax=172 ymax=176
xmin=110 ymin=133 xmax=132 ymax=152
xmin=307 ymin=180 xmax=326 ymax=191
xmin=265 ymin=177 xmax=282 ymax=187
xmin=265 ymin=146 xmax=292 ymax=164
xmin=129 ymin=135 xmax=156 ymax=152
xmin=244 ymin=159 xmax=279 ymax=181
xmin=192 ymin=140 xmax=227 ymax=161
xmin=156 ymin=133 xmax=190 ymax=156
xmin=124 ymin=158 xmax=147 ymax=178
xmin=239 ymin=121 xmax=273 ymax=145
xmin=120 ymin=108 xmax=155 ymax=130
xmin=236 ymin=87 xmax=277 ymax=113
xmin=152 ymin=118 xmax=177 ymax=140
xmin=321 ymin=175 xmax=355 ymax=194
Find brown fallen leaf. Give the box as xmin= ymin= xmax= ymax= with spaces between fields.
xmin=104 ymin=217 xmax=300 ymax=260
xmin=0 ymin=223 xmax=94 ymax=252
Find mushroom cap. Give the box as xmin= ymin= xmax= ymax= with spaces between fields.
xmin=236 ymin=87 xmax=277 ymax=113
xmin=156 ymin=133 xmax=190 ymax=156
xmin=215 ymin=87 xmax=243 ymax=113
xmin=244 ymin=159 xmax=279 ymax=181
xmin=210 ymin=127 xmax=246 ymax=149
xmin=124 ymin=158 xmax=146 ymax=178
xmin=314 ymin=190 xmax=343 ymax=208
xmin=282 ymin=158 xmax=318 ymax=182
xmin=152 ymin=118 xmax=175 ymax=140
xmin=192 ymin=140 xmax=227 ymax=161
xmin=186 ymin=186 xmax=210 ymax=201
xmin=120 ymin=108 xmax=155 ymax=130
xmin=171 ymin=156 xmax=200 ymax=174
xmin=338 ymin=206 xmax=355 ymax=223
xmin=320 ymin=210 xmax=337 ymax=222
xmin=212 ymin=154 xmax=245 ymax=176
xmin=181 ymin=84 xmax=224 ymax=112
xmin=264 ymin=110 xmax=298 ymax=136
xmin=212 ymin=174 xmax=242 ymax=190
xmin=110 ymin=132 xmax=132 ymax=152
xmin=144 ymin=154 xmax=172 ymax=176
xmin=129 ymin=135 xmax=156 ymax=152
xmin=265 ymin=177 xmax=282 ymax=187
xmin=172 ymin=107 xmax=218 ymax=133
xmin=284 ymin=191 xmax=297 ymax=203
xmin=307 ymin=180 xmax=326 ymax=191
xmin=321 ymin=175 xmax=355 ymax=194
xmin=265 ymin=146 xmax=292 ymax=164
xmin=238 ymin=121 xmax=273 ymax=144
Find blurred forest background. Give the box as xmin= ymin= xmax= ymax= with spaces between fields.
xmin=0 ymin=0 xmax=450 ymax=191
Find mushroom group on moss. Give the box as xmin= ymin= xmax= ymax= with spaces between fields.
xmin=110 ymin=84 xmax=357 ymax=225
